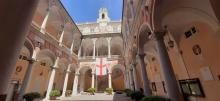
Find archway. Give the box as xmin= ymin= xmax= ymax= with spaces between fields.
xmin=79 ymin=66 xmax=92 ymax=92
xmin=27 ymin=49 xmax=56 ymax=95
xmin=111 ymin=64 xmax=125 ymax=91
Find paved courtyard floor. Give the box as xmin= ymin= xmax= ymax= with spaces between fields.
xmin=46 ymin=93 xmax=134 ymax=101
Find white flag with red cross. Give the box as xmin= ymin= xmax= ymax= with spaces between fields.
xmin=95 ymin=57 xmax=108 ymax=76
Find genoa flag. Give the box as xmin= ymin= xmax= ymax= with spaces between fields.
xmin=95 ymin=57 xmax=107 ymax=76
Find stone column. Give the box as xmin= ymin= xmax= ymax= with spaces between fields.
xmin=70 ymin=40 xmax=74 ymax=54
xmin=137 ymin=53 xmax=152 ymax=96
xmin=6 ymin=80 xmax=19 ymax=101
xmin=78 ymin=39 xmax=83 ymax=58
xmin=58 ymin=24 xmax=66 ymax=46
xmin=44 ymin=57 xmax=59 ymax=100
xmin=123 ymin=73 xmax=128 ymax=89
xmin=128 ymin=0 xmax=134 ymax=17
xmin=79 ymin=74 xmax=85 ymax=92
xmin=154 ymin=31 xmax=183 ymax=101
xmin=108 ymin=71 xmax=112 ymax=88
xmin=18 ymin=47 xmax=40 ymax=101
xmin=92 ymin=38 xmax=97 ymax=59
xmin=72 ymin=73 xmax=80 ymax=96
xmin=129 ymin=68 xmax=135 ymax=91
xmin=126 ymin=70 xmax=131 ymax=89
xmin=0 ymin=0 xmax=39 ymax=99
xmin=132 ymin=64 xmax=140 ymax=91
xmin=107 ymin=37 xmax=111 ymax=58
xmin=61 ymin=64 xmax=71 ymax=97
xmin=40 ymin=8 xmax=50 ymax=34
xmin=91 ymin=71 xmax=95 ymax=88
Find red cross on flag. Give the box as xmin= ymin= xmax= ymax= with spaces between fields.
xmin=95 ymin=57 xmax=107 ymax=76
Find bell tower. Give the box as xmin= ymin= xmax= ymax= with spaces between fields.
xmin=97 ymin=8 xmax=110 ymax=23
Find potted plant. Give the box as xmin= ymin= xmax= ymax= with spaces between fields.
xmin=49 ymin=90 xmax=61 ymax=100
xmin=105 ymin=88 xmax=113 ymax=95
xmin=87 ymin=88 xmax=96 ymax=95
xmin=141 ymin=96 xmax=171 ymax=101
xmin=65 ymin=90 xmax=72 ymax=97
xmin=130 ymin=91 xmax=144 ymax=101
xmin=23 ymin=92 xmax=41 ymax=101
xmin=124 ymin=89 xmax=132 ymax=97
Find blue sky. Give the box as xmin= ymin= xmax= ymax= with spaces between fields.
xmin=60 ymin=0 xmax=123 ymax=24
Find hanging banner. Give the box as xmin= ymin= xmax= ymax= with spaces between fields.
xmin=95 ymin=57 xmax=107 ymax=76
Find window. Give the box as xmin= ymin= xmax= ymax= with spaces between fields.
xmin=179 ymin=78 xmax=205 ymax=97
xmin=19 ymin=55 xmax=23 ymax=59
xmin=185 ymin=31 xmax=192 ymax=38
xmin=151 ymin=82 xmax=157 ymax=91
xmin=162 ymin=81 xmax=166 ymax=93
xmin=22 ymin=56 xmax=27 ymax=60
xmin=102 ymin=13 xmax=105 ymax=19
xmin=40 ymin=62 xmax=46 ymax=66
xmin=185 ymin=26 xmax=197 ymax=38
xmin=19 ymin=55 xmax=28 ymax=60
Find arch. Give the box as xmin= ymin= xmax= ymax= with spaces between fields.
xmin=111 ymin=64 xmax=125 ymax=73
xmin=78 ymin=65 xmax=92 ymax=92
xmin=69 ymin=63 xmax=78 ymax=73
xmin=111 ymin=36 xmax=123 ymax=55
xmin=58 ymin=58 xmax=69 ymax=71
xmin=46 ymin=4 xmax=66 ymax=40
xmin=72 ymin=33 xmax=82 ymax=54
xmin=62 ymin=22 xmax=74 ymax=48
xmin=96 ymin=38 xmax=108 ymax=56
xmin=36 ymin=49 xmax=56 ymax=66
xmin=111 ymin=64 xmax=125 ymax=90
xmin=24 ymin=38 xmax=34 ymax=57
xmin=79 ymin=65 xmax=93 ymax=74
xmin=138 ymin=23 xmax=152 ymax=49
xmin=81 ymin=38 xmax=93 ymax=56
xmin=161 ymin=7 xmax=220 ymax=43
xmin=33 ymin=0 xmax=50 ymax=26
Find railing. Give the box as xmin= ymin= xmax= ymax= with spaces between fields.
xmin=78 ymin=55 xmax=122 ymax=62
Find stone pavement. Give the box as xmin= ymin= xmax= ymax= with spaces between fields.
xmin=45 ymin=93 xmax=134 ymax=101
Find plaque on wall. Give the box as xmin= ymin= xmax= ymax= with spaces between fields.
xmin=200 ymin=66 xmax=214 ymax=81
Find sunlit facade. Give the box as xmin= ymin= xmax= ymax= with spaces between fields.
xmin=0 ymin=0 xmax=220 ymax=101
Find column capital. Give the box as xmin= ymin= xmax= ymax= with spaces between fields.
xmin=137 ymin=53 xmax=146 ymax=59
xmin=66 ymin=70 xmax=71 ymax=73
xmin=106 ymin=37 xmax=112 ymax=42
xmin=75 ymin=72 xmax=80 ymax=75
xmin=132 ymin=62 xmax=137 ymax=67
xmin=27 ymin=58 xmax=37 ymax=64
xmin=92 ymin=38 xmax=97 ymax=42
xmin=129 ymin=67 xmax=133 ymax=71
xmin=153 ymin=30 xmax=166 ymax=41
xmin=50 ymin=66 xmax=58 ymax=69
xmin=92 ymin=71 xmax=96 ymax=75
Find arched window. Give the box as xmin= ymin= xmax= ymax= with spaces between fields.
xmin=102 ymin=13 xmax=105 ymax=19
